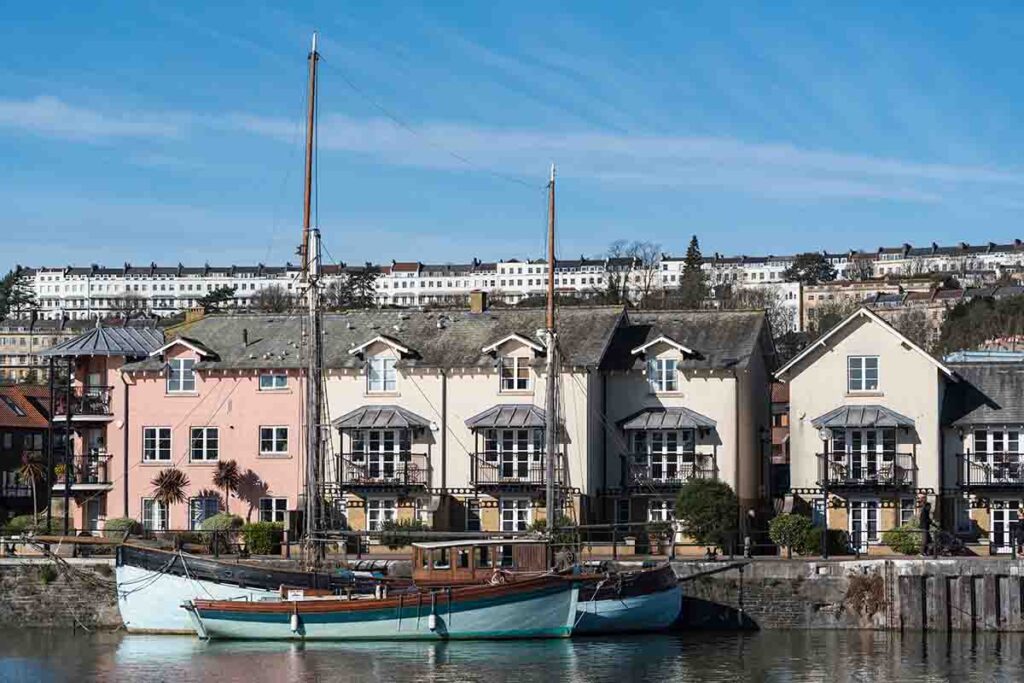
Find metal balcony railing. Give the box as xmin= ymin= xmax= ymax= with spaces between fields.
xmin=339 ymin=452 xmax=429 ymax=487
xmin=54 ymin=386 xmax=113 ymax=417
xmin=471 ymin=455 xmax=563 ymax=486
xmin=625 ymin=453 xmax=717 ymax=487
xmin=53 ymin=450 xmax=113 ymax=487
xmin=958 ymin=453 xmax=1024 ymax=488
xmin=816 ymin=452 xmax=916 ymax=488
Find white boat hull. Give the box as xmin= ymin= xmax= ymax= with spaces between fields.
xmin=187 ymin=581 xmax=579 ymax=641
xmin=116 ymin=565 xmax=278 ymax=634
xmin=574 ymin=585 xmax=682 ymax=634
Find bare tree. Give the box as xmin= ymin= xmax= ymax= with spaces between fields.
xmin=624 ymin=241 xmax=661 ymax=306
xmin=111 ymin=292 xmax=147 ymax=317
xmin=883 ymin=307 xmax=936 ymax=351
xmin=719 ymin=285 xmax=796 ymax=337
xmin=902 ymin=257 xmax=929 ymax=278
xmin=808 ymin=298 xmax=860 ymax=337
xmin=848 ymin=258 xmax=874 ymax=281
xmin=253 ymin=285 xmax=295 ymax=313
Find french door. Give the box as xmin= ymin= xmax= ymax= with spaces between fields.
xmin=353 ymin=430 xmax=408 ymax=481
xmin=849 ymin=500 xmax=879 ymax=552
xmin=832 ymin=429 xmax=895 ymax=481
xmin=633 ymin=430 xmax=696 ymax=482
xmin=991 ymin=501 xmax=1019 ymax=553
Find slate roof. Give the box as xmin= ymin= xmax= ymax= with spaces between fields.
xmin=332 ymin=405 xmax=431 ymax=430
xmin=602 ymin=310 xmax=770 ymax=372
xmin=465 ymin=404 xmax=546 ymax=429
xmin=41 ymin=324 xmax=164 ymax=358
xmin=619 ymin=406 xmax=717 ymax=430
xmin=946 ymin=363 xmax=1024 ymax=426
xmin=123 ymin=307 xmax=625 ymax=372
xmin=811 ymin=405 xmax=915 ymax=429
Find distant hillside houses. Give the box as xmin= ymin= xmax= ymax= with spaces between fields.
xmin=12 ymin=238 xmax=1024 ymax=325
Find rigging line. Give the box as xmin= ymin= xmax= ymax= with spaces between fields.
xmin=316 ymin=56 xmax=546 ymax=193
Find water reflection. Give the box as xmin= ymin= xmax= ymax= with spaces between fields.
xmin=3 ymin=629 xmax=1024 ymax=682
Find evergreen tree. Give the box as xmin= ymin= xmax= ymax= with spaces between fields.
xmin=324 ymin=264 xmax=380 ymax=310
xmin=0 ymin=267 xmax=38 ymax=320
xmin=678 ymin=235 xmax=709 ymax=309
xmin=782 ymin=253 xmax=837 ymax=285
xmin=198 ymin=285 xmax=237 ymax=313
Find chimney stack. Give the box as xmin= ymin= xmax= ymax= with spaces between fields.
xmin=469 ymin=290 xmax=487 ymax=314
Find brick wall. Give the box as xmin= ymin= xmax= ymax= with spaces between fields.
xmin=0 ymin=560 xmax=120 ymax=630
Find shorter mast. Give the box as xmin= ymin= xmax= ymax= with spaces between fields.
xmin=545 ymin=164 xmax=558 ymax=533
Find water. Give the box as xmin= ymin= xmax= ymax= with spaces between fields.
xmin=2 ymin=629 xmax=1024 ymax=682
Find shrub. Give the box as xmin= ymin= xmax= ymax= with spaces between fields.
xmin=102 ymin=517 xmax=141 ymax=539
xmin=200 ymin=513 xmax=243 ymax=531
xmin=39 ymin=564 xmax=58 ymax=585
xmin=676 ymin=479 xmax=738 ymax=550
xmin=2 ymin=514 xmax=55 ymax=535
xmin=528 ymin=515 xmax=577 ymax=546
xmin=882 ymin=525 xmax=923 ymax=555
xmin=378 ymin=518 xmax=429 ymax=550
xmin=799 ymin=525 xmax=851 ymax=556
xmin=243 ymin=522 xmax=284 ymax=555
xmin=769 ymin=514 xmax=814 ymax=556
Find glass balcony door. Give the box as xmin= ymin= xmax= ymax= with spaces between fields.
xmin=831 ymin=429 xmax=896 ymax=482
xmin=633 ymin=430 xmax=695 ymax=482
xmin=991 ymin=501 xmax=1019 ymax=553
xmin=352 ymin=430 xmax=409 ymax=481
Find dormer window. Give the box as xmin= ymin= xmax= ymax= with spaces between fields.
xmin=167 ymin=358 xmax=196 ymax=393
xmin=647 ymin=358 xmax=678 ymax=393
xmin=367 ymin=357 xmax=397 ymax=393
xmin=499 ymin=357 xmax=530 ymax=392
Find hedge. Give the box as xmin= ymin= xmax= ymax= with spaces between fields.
xmin=882 ymin=524 xmax=923 ymax=555
xmin=103 ymin=517 xmax=142 ymax=539
xmin=243 ymin=522 xmax=283 ymax=555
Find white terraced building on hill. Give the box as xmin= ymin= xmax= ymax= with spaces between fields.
xmin=17 ymin=239 xmax=1024 ymax=322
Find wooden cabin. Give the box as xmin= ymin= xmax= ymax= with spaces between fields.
xmin=411 ymin=539 xmax=548 ymax=586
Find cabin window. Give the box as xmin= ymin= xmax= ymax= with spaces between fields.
xmin=432 ymin=548 xmax=450 ymax=569
xmin=167 ymin=358 xmax=196 ymax=393
xmin=847 ymin=356 xmax=879 ymax=392
xmin=499 ymin=356 xmax=530 ymax=392
xmin=465 ymin=499 xmax=482 ymax=531
xmin=367 ymin=357 xmax=397 ymax=393
xmin=142 ymin=427 xmax=171 ymax=462
xmin=646 ymin=358 xmax=678 ymax=393
xmin=259 ymin=373 xmax=288 ymax=391
xmin=419 ymin=550 xmax=429 ymax=570
xmin=475 ymin=545 xmax=492 ymax=568
xmin=190 ymin=427 xmax=219 ymax=462
xmin=499 ymin=545 xmax=515 ymax=568
xmin=500 ymin=498 xmax=531 ymax=532
xmin=259 ymin=497 xmax=288 ymax=523
xmin=457 ymin=548 xmax=470 ymax=569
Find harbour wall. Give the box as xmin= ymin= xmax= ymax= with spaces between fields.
xmin=673 ymin=558 xmax=1024 ymax=631
xmin=0 ymin=559 xmax=121 ymax=630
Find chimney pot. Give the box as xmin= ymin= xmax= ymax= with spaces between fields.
xmin=470 ymin=290 xmax=487 ymax=314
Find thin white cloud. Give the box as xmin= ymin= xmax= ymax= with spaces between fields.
xmin=0 ymin=96 xmax=185 ymax=141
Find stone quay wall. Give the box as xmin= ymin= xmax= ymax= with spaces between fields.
xmin=0 ymin=559 xmax=121 ymax=630
xmin=673 ymin=558 xmax=1024 ymax=631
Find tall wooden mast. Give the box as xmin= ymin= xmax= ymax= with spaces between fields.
xmin=545 ymin=163 xmax=558 ymax=532
xmin=300 ymin=32 xmax=324 ymax=564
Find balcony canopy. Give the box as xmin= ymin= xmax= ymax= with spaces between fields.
xmin=332 ymin=405 xmax=431 ymax=430
xmin=465 ymin=404 xmax=546 ymax=429
xmin=619 ymin=406 xmax=717 ymax=430
xmin=811 ymin=404 xmax=914 ymax=430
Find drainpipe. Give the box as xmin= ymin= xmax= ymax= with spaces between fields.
xmin=734 ymin=369 xmax=742 ymax=539
xmin=601 ymin=370 xmax=608 ymax=493
xmin=121 ymin=371 xmax=130 ymax=517
xmin=440 ymin=369 xmax=447 ymax=491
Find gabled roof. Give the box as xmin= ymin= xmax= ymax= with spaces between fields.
xmin=811 ymin=404 xmax=915 ymax=429
xmin=149 ymin=336 xmax=216 ymax=358
xmin=619 ymin=406 xmax=717 ymax=430
xmin=630 ymin=335 xmax=697 ymax=357
xmin=348 ymin=335 xmax=412 ymax=357
xmin=41 ymin=324 xmax=164 ymax=358
xmin=946 ymin=362 xmax=1024 ymax=426
xmin=0 ymin=385 xmax=49 ymax=429
xmin=465 ymin=404 xmax=546 ymax=429
xmin=775 ymin=307 xmax=955 ymax=381
xmin=332 ymin=405 xmax=431 ymax=430
xmin=481 ymin=333 xmax=545 ymax=355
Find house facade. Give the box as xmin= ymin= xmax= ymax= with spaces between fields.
xmin=0 ymin=385 xmax=49 ymax=522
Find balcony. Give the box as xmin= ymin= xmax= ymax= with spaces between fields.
xmin=52 ymin=451 xmax=114 ymax=491
xmin=815 ymin=452 xmax=916 ymax=489
xmin=958 ymin=453 xmax=1024 ymax=489
xmin=625 ymin=453 xmax=717 ymax=489
xmin=339 ymin=453 xmax=429 ymax=488
xmin=471 ymin=455 xmax=564 ymax=487
xmin=54 ymin=386 xmax=114 ymax=421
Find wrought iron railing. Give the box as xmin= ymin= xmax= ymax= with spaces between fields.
xmin=625 ymin=453 xmax=717 ymax=487
xmin=53 ymin=450 xmax=113 ymax=487
xmin=54 ymin=386 xmax=113 ymax=417
xmin=470 ymin=455 xmax=563 ymax=486
xmin=816 ymin=452 xmax=916 ymax=488
xmin=958 ymin=453 xmax=1024 ymax=488
xmin=339 ymin=452 xmax=429 ymax=486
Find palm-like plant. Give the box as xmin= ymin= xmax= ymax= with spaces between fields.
xmin=17 ymin=453 xmax=46 ymax=520
xmin=212 ymin=460 xmax=241 ymax=514
xmin=151 ymin=468 xmax=190 ymax=507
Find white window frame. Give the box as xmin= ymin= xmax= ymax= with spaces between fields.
xmin=414 ymin=497 xmax=432 ymax=526
xmin=849 ymin=499 xmax=880 ymax=550
xmin=189 ymin=496 xmax=220 ymax=530
xmin=258 ymin=497 xmax=288 ymax=523
xmin=259 ymin=426 xmax=289 ymax=455
xmin=646 ymin=358 xmax=678 ymax=393
xmin=647 ymin=499 xmax=675 ymax=523
xmin=898 ymin=498 xmax=916 ymax=527
xmin=142 ymin=498 xmax=169 ymax=531
xmin=847 ymin=356 xmax=879 ymax=393
xmin=632 ymin=430 xmax=696 ymax=481
xmin=166 ymin=358 xmax=196 ymax=393
xmin=367 ymin=497 xmax=397 ymax=531
xmin=258 ymin=373 xmax=288 ymax=391
xmin=142 ymin=427 xmax=171 ymax=462
xmin=190 ymin=426 xmax=219 ymax=462
xmin=499 ymin=356 xmax=531 ymax=392
xmin=366 ymin=357 xmax=397 ymax=393
xmin=499 ymin=497 xmax=531 ymax=532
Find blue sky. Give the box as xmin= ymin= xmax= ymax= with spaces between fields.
xmin=4 ymin=1 xmax=1024 ymax=272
